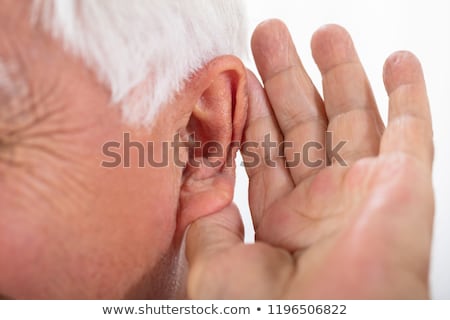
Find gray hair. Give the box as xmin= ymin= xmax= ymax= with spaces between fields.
xmin=32 ymin=0 xmax=247 ymax=125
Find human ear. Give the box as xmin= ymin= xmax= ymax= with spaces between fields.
xmin=177 ymin=55 xmax=247 ymax=233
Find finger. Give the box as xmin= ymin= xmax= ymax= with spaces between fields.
xmin=311 ymin=25 xmax=384 ymax=164
xmin=380 ymin=51 xmax=433 ymax=168
xmin=251 ymin=19 xmax=327 ymax=185
xmin=243 ymin=70 xmax=294 ymax=228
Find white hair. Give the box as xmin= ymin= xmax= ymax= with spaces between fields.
xmin=32 ymin=0 xmax=247 ymax=125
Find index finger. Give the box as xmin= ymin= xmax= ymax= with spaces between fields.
xmin=251 ymin=19 xmax=327 ymax=185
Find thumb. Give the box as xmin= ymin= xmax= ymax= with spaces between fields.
xmin=185 ymin=203 xmax=295 ymax=299
xmin=186 ymin=202 xmax=243 ymax=266
xmin=185 ymin=203 xmax=244 ymax=297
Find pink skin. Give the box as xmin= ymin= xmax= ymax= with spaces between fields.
xmin=0 ymin=3 xmax=433 ymax=299
xmin=186 ymin=21 xmax=433 ymax=299
xmin=0 ymin=2 xmax=247 ymax=299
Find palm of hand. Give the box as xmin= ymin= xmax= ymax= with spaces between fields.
xmin=263 ymin=153 xmax=432 ymax=299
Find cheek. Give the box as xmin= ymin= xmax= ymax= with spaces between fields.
xmin=80 ymin=166 xmax=180 ymax=298
xmin=0 ymin=207 xmax=74 ymax=298
xmin=0 ymin=164 xmax=179 ymax=299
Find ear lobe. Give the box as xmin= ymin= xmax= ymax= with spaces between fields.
xmin=177 ymin=56 xmax=247 ymax=234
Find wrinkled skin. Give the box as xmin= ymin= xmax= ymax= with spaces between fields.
xmin=0 ymin=1 xmax=249 ymax=299
xmin=0 ymin=1 xmax=434 ymax=299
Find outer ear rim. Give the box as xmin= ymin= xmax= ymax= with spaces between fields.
xmin=176 ymin=55 xmax=248 ymax=237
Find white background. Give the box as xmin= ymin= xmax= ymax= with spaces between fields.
xmin=233 ymin=0 xmax=450 ymax=299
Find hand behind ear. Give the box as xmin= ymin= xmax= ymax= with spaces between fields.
xmin=185 ymin=21 xmax=434 ymax=299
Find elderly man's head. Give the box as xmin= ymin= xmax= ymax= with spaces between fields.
xmin=0 ymin=0 xmax=247 ymax=298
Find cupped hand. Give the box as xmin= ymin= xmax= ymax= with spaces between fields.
xmin=186 ymin=21 xmax=434 ymax=299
